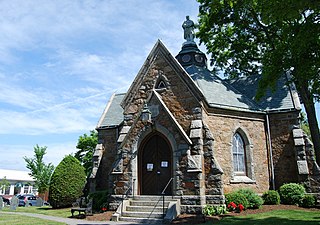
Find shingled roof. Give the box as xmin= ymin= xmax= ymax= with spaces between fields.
xmin=96 ymin=93 xmax=125 ymax=128
xmin=184 ymin=64 xmax=299 ymax=113
xmin=185 ymin=65 xmax=263 ymax=112
xmin=227 ymin=74 xmax=299 ymax=112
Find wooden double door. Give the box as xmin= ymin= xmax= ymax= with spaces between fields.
xmin=139 ymin=133 xmax=172 ymax=195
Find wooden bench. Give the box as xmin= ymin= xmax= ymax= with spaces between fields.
xmin=71 ymin=198 xmax=93 ymax=217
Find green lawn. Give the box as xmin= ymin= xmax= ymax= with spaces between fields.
xmin=209 ymin=209 xmax=320 ymax=225
xmin=0 ymin=213 xmax=65 ymax=225
xmin=2 ymin=206 xmax=71 ymax=218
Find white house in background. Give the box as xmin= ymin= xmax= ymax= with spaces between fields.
xmin=0 ymin=169 xmax=37 ymax=196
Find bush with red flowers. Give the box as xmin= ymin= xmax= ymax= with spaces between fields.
xmin=227 ymin=202 xmax=245 ymax=213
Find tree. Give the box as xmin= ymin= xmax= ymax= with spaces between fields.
xmin=196 ymin=0 xmax=320 ymax=164
xmin=301 ymin=112 xmax=311 ymax=139
xmin=48 ymin=155 xmax=86 ymax=208
xmin=24 ymin=145 xmax=55 ymax=197
xmin=0 ymin=176 xmax=10 ymax=194
xmin=74 ymin=130 xmax=98 ymax=176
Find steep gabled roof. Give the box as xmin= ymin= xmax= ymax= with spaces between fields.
xmin=96 ymin=93 xmax=125 ymax=129
xmin=121 ymin=40 xmax=205 ymax=109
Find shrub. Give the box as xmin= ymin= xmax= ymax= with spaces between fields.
xmin=88 ymin=190 xmax=109 ymax=212
xmin=279 ymin=183 xmax=305 ymax=205
xmin=237 ymin=188 xmax=263 ymax=209
xmin=225 ymin=192 xmax=249 ymax=209
xmin=262 ymin=190 xmax=280 ymax=205
xmin=203 ymin=205 xmax=226 ymax=216
xmin=49 ymin=155 xmax=86 ymax=208
xmin=300 ymin=194 xmax=316 ymax=208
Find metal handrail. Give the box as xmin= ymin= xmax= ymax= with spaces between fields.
xmin=161 ymin=177 xmax=173 ymax=219
xmin=120 ymin=181 xmax=134 ymax=214
xmin=161 ymin=177 xmax=173 ymax=195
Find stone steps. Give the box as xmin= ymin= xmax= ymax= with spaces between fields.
xmin=126 ymin=205 xmax=165 ymax=212
xmin=117 ymin=195 xmax=177 ymax=223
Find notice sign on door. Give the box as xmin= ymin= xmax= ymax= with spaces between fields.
xmin=147 ymin=163 xmax=153 ymax=171
xmin=161 ymin=161 xmax=168 ymax=168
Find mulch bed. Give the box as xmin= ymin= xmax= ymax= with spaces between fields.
xmin=84 ymin=205 xmax=320 ymax=224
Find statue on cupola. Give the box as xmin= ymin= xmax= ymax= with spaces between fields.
xmin=182 ymin=16 xmax=195 ymax=43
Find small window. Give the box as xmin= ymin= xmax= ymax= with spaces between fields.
xmin=233 ymin=133 xmax=246 ymax=175
xmin=231 ymin=130 xmax=255 ymax=183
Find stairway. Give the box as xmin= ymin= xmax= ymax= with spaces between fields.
xmin=113 ymin=195 xmax=179 ymax=224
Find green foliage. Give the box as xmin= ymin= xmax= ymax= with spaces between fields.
xmin=88 ymin=190 xmax=109 ymax=212
xmin=203 ymin=205 xmax=226 ymax=216
xmin=196 ymin=0 xmax=320 ymax=164
xmin=24 ymin=145 xmax=55 ymax=194
xmin=279 ymin=183 xmax=305 ymax=205
xmin=237 ymin=188 xmax=263 ymax=209
xmin=48 ymin=155 xmax=86 ymax=208
xmin=300 ymin=194 xmax=316 ymax=208
xmin=262 ymin=190 xmax=280 ymax=205
xmin=0 ymin=176 xmax=10 ymax=191
xmin=300 ymin=112 xmax=312 ymax=139
xmin=225 ymin=192 xmax=249 ymax=209
xmin=75 ymin=130 xmax=98 ymax=176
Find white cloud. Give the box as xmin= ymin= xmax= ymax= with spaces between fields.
xmin=0 ymin=0 xmax=201 ymax=170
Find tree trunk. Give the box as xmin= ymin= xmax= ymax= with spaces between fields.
xmin=298 ymin=84 xmax=320 ymax=166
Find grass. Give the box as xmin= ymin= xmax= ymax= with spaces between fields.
xmin=2 ymin=206 xmax=71 ymax=218
xmin=209 ymin=209 xmax=320 ymax=225
xmin=0 ymin=213 xmax=65 ymax=225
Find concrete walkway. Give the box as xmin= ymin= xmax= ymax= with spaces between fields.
xmin=0 ymin=211 xmax=144 ymax=225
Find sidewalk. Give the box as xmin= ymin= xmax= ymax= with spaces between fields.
xmin=0 ymin=211 xmax=141 ymax=225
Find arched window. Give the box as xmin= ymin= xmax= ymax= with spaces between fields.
xmin=233 ymin=133 xmax=246 ymax=175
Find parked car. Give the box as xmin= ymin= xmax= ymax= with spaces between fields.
xmin=1 ymin=195 xmax=10 ymax=205
xmin=18 ymin=194 xmax=37 ymax=206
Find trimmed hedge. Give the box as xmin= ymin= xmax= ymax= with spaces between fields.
xmin=279 ymin=183 xmax=305 ymax=205
xmin=262 ymin=190 xmax=280 ymax=205
xmin=49 ymin=155 xmax=86 ymax=208
xmin=300 ymin=194 xmax=316 ymax=208
xmin=237 ymin=188 xmax=263 ymax=209
xmin=225 ymin=192 xmax=249 ymax=209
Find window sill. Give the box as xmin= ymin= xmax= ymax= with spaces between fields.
xmin=230 ymin=176 xmax=256 ymax=184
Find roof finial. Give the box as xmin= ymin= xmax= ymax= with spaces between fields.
xmin=182 ymin=16 xmax=195 ymax=43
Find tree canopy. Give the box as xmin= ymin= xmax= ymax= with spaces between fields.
xmin=196 ymin=0 xmax=320 ymax=164
xmin=74 ymin=130 xmax=98 ymax=176
xmin=24 ymin=145 xmax=55 ymax=195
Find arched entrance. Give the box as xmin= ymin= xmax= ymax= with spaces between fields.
xmin=139 ymin=133 xmax=172 ymax=195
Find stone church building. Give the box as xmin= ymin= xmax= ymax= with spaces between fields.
xmin=89 ymin=17 xmax=319 ymax=216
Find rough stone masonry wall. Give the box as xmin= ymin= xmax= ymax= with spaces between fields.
xmin=95 ymin=128 xmax=119 ymax=192
xmin=204 ymin=111 xmax=270 ymax=194
xmin=268 ymin=112 xmax=300 ymax=189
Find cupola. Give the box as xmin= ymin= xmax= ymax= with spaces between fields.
xmin=176 ymin=16 xmax=207 ymax=68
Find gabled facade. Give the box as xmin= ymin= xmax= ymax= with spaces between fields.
xmin=90 ymin=17 xmax=319 ymax=213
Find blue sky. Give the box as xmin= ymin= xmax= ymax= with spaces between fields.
xmin=0 ymin=0 xmax=202 ymax=171
xmin=0 ymin=1 xmax=319 ymax=172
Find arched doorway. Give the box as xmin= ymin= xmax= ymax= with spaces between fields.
xmin=139 ymin=133 xmax=172 ymax=195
